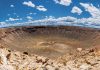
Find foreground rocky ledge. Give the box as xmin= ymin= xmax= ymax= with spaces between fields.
xmin=0 ymin=47 xmax=100 ymax=70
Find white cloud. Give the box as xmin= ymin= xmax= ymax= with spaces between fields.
xmin=36 ymin=5 xmax=47 ymax=11
xmin=23 ymin=1 xmax=35 ymax=8
xmin=29 ymin=13 xmax=33 ymax=15
xmin=23 ymin=1 xmax=47 ymax=12
xmin=98 ymin=5 xmax=100 ymax=7
xmin=26 ymin=16 xmax=77 ymax=26
xmin=7 ymin=14 xmax=10 ymax=16
xmin=54 ymin=0 xmax=72 ymax=6
xmin=78 ymin=17 xmax=100 ymax=24
xmin=17 ymin=16 xmax=19 ymax=18
xmin=13 ymin=13 xmax=16 ymax=15
xmin=71 ymin=6 xmax=83 ymax=15
xmin=22 ymin=16 xmax=100 ymax=28
xmin=29 ymin=12 xmax=37 ymax=15
xmin=33 ymin=13 xmax=37 ymax=15
xmin=80 ymin=3 xmax=100 ymax=18
xmin=45 ymin=16 xmax=55 ymax=19
xmin=1 ymin=16 xmax=100 ymax=28
xmin=10 ymin=5 xmax=14 ymax=7
xmin=26 ymin=16 xmax=33 ymax=21
xmin=0 ymin=22 xmax=6 ymax=25
xmin=1 ymin=3 xmax=100 ymax=28
xmin=6 ymin=18 xmax=22 ymax=21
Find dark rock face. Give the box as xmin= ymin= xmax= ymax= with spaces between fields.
xmin=0 ymin=26 xmax=100 ymax=58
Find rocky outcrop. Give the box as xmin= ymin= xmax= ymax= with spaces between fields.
xmin=0 ymin=47 xmax=100 ymax=70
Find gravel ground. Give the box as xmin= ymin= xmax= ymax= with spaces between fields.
xmin=0 ymin=46 xmax=100 ymax=70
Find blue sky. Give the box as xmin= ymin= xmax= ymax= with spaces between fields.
xmin=0 ymin=0 xmax=100 ymax=28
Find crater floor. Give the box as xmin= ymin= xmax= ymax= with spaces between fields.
xmin=0 ymin=26 xmax=100 ymax=59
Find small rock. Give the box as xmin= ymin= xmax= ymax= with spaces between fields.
xmin=77 ymin=48 xmax=82 ymax=52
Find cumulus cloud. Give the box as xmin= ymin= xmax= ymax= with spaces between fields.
xmin=23 ymin=1 xmax=35 ymax=8
xmin=78 ymin=17 xmax=100 ymax=25
xmin=45 ymin=16 xmax=55 ymax=19
xmin=23 ymin=1 xmax=47 ymax=12
xmin=10 ymin=5 xmax=14 ymax=7
xmin=71 ymin=6 xmax=83 ymax=15
xmin=29 ymin=13 xmax=37 ymax=15
xmin=1 ymin=16 xmax=100 ymax=28
xmin=1 ymin=3 xmax=100 ymax=28
xmin=26 ymin=16 xmax=33 ymax=21
xmin=54 ymin=0 xmax=72 ymax=6
xmin=0 ymin=22 xmax=6 ymax=25
xmin=79 ymin=3 xmax=100 ymax=28
xmin=7 ymin=14 xmax=10 ymax=16
xmin=36 ymin=5 xmax=47 ymax=11
xmin=80 ymin=3 xmax=100 ymax=18
xmin=13 ymin=13 xmax=16 ymax=15
xmin=25 ymin=16 xmax=77 ymax=26
xmin=29 ymin=12 xmax=37 ymax=15
xmin=6 ymin=18 xmax=22 ymax=21
xmin=21 ymin=15 xmax=99 ymax=28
